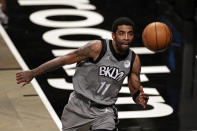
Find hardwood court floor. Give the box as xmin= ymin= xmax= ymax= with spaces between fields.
xmin=0 ymin=27 xmax=59 ymax=131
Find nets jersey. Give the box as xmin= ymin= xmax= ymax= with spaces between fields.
xmin=72 ymin=39 xmax=136 ymax=105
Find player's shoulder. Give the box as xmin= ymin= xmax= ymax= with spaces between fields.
xmin=128 ymin=49 xmax=140 ymax=66
xmin=89 ymin=39 xmax=102 ymax=45
xmin=88 ymin=39 xmax=103 ymax=53
xmin=128 ymin=49 xmax=137 ymax=60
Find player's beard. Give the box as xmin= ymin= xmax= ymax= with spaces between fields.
xmin=115 ymin=39 xmax=131 ymax=54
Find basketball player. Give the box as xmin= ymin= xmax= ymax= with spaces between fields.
xmin=16 ymin=17 xmax=149 ymax=131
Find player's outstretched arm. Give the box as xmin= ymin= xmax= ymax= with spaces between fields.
xmin=128 ymin=55 xmax=149 ymax=108
xmin=16 ymin=40 xmax=102 ymax=87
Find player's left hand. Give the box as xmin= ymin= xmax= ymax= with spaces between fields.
xmin=136 ymin=86 xmax=149 ymax=108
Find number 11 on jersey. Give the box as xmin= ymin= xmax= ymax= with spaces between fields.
xmin=97 ymin=82 xmax=111 ymax=96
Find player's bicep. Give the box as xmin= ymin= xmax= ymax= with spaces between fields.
xmin=61 ymin=40 xmax=101 ymax=65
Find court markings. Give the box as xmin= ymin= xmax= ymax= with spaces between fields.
xmin=0 ymin=24 xmax=62 ymax=130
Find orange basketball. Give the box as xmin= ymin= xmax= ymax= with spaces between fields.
xmin=142 ymin=22 xmax=172 ymax=52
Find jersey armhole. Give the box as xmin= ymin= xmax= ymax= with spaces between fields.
xmin=92 ymin=39 xmax=107 ymax=63
xmin=128 ymin=51 xmax=136 ymax=76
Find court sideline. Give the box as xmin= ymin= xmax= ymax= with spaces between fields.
xmin=0 ymin=25 xmax=59 ymax=131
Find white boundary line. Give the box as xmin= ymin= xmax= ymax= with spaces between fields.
xmin=0 ymin=24 xmax=62 ymax=130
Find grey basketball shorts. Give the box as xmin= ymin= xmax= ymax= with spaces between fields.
xmin=61 ymin=91 xmax=118 ymax=131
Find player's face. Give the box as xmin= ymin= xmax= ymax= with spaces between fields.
xmin=112 ymin=25 xmax=134 ymax=53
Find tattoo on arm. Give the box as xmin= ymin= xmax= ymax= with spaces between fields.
xmin=129 ymin=72 xmax=140 ymax=91
xmin=32 ymin=57 xmax=64 ymax=76
xmin=75 ymin=43 xmax=94 ymax=59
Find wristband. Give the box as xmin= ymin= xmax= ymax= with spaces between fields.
xmin=132 ymin=90 xmax=140 ymax=103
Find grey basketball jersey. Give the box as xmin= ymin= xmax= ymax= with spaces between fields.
xmin=72 ymin=39 xmax=136 ymax=105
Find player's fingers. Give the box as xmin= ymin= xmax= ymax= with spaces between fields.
xmin=142 ymin=100 xmax=147 ymax=108
xmin=140 ymin=95 xmax=149 ymax=103
xmin=17 ymin=79 xmax=26 ymax=84
xmin=141 ymin=103 xmax=145 ymax=108
xmin=16 ymin=72 xmax=21 ymax=75
xmin=139 ymin=100 xmax=146 ymax=108
xmin=16 ymin=72 xmax=23 ymax=76
xmin=138 ymin=97 xmax=144 ymax=103
xmin=16 ymin=74 xmax=24 ymax=80
xmin=16 ymin=76 xmax=23 ymax=81
xmin=140 ymin=93 xmax=148 ymax=99
xmin=143 ymin=97 xmax=149 ymax=108
xmin=22 ymin=83 xmax=26 ymax=87
xmin=139 ymin=96 xmax=148 ymax=107
xmin=139 ymin=93 xmax=146 ymax=99
xmin=143 ymin=104 xmax=146 ymax=109
xmin=22 ymin=82 xmax=29 ymax=87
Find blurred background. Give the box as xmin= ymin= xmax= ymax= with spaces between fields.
xmin=0 ymin=0 xmax=196 ymax=131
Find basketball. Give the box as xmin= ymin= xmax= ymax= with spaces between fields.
xmin=142 ymin=22 xmax=172 ymax=52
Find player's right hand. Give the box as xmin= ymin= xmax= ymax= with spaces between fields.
xmin=16 ymin=70 xmax=34 ymax=87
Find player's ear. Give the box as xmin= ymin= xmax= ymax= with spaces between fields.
xmin=112 ymin=32 xmax=115 ymax=40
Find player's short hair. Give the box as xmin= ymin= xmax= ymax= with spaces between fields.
xmin=112 ymin=17 xmax=135 ymax=33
